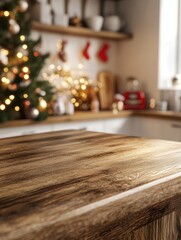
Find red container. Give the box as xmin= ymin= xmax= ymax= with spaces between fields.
xmin=123 ymin=91 xmax=146 ymax=110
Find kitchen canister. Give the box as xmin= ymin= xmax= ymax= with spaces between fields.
xmin=156 ymin=101 xmax=168 ymax=111
xmin=104 ymin=15 xmax=123 ymax=32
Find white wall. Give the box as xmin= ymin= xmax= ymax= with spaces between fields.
xmin=118 ymin=0 xmax=160 ymax=99
xmin=32 ymin=0 xmax=120 ymax=83
xmin=32 ymin=31 xmax=120 ymax=82
xmin=33 ymin=0 xmax=167 ymax=102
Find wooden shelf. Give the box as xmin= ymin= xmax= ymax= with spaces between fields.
xmin=32 ymin=21 xmax=132 ymax=41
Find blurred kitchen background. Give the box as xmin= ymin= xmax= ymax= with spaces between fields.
xmin=30 ymin=0 xmax=181 ymax=112
xmin=1 ymin=0 xmax=181 ymax=141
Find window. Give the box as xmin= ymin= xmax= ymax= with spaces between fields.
xmin=158 ymin=0 xmax=181 ymax=89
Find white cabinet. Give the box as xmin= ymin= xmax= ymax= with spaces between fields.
xmin=159 ymin=120 xmax=181 ymax=141
xmin=131 ymin=117 xmax=162 ymax=139
xmin=85 ymin=121 xmax=105 ymax=132
xmin=103 ymin=117 xmax=133 ymax=136
xmin=131 ymin=117 xmax=181 ymax=142
xmin=51 ymin=120 xmax=105 ymax=133
xmin=0 ymin=120 xmax=105 ymax=139
xmin=1 ymin=115 xmax=181 ymax=142
xmin=51 ymin=118 xmax=132 ymax=136
xmin=0 ymin=124 xmax=52 ymax=139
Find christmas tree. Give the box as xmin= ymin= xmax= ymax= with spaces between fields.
xmin=0 ymin=0 xmax=53 ymax=123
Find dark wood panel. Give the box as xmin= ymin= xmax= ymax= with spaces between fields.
xmin=0 ymin=130 xmax=181 ymax=239
xmin=123 ymin=210 xmax=181 ymax=240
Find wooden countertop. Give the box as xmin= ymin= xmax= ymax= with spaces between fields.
xmin=0 ymin=130 xmax=181 ymax=239
xmin=1 ymin=110 xmax=181 ymax=129
xmin=0 ymin=111 xmax=132 ymax=128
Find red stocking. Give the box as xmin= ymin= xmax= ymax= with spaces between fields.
xmin=98 ymin=43 xmax=110 ymax=62
xmin=82 ymin=41 xmax=91 ymax=60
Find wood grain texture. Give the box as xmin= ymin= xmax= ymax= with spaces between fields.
xmin=177 ymin=211 xmax=181 ymax=240
xmin=123 ymin=210 xmax=181 ymax=240
xmin=0 ymin=130 xmax=181 ymax=239
xmin=0 ymin=110 xmax=181 ymax=129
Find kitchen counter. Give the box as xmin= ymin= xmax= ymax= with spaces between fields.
xmin=0 ymin=130 xmax=181 ymax=239
xmin=0 ymin=111 xmax=132 ymax=128
xmin=1 ymin=110 xmax=181 ymax=128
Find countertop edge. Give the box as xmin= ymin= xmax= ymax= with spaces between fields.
xmin=0 ymin=110 xmax=181 ymax=129
xmin=3 ymin=173 xmax=180 ymax=239
xmin=44 ymin=175 xmax=181 ymax=238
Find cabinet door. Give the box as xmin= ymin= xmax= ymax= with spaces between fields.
xmin=52 ymin=120 xmax=105 ymax=133
xmin=132 ymin=117 xmax=181 ymax=142
xmin=103 ymin=117 xmax=132 ymax=135
xmin=159 ymin=120 xmax=181 ymax=142
xmin=85 ymin=121 xmax=105 ymax=132
xmin=0 ymin=124 xmax=52 ymax=139
xmin=131 ymin=117 xmax=162 ymax=139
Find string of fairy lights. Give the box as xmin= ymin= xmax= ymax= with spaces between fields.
xmin=0 ymin=34 xmax=33 ymax=113
xmin=42 ymin=62 xmax=94 ymax=110
xmin=0 ymin=1 xmax=98 ymax=117
xmin=0 ymin=6 xmax=27 ymax=112
xmin=0 ymin=1 xmax=49 ymax=118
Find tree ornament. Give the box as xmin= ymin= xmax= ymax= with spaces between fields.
xmin=26 ymin=107 xmax=39 ymax=120
xmin=34 ymin=51 xmax=39 ymax=57
xmin=17 ymin=0 xmax=28 ymax=12
xmin=57 ymin=40 xmax=67 ymax=62
xmin=39 ymin=97 xmax=47 ymax=111
xmin=8 ymin=83 xmax=18 ymax=91
xmin=5 ymin=71 xmax=15 ymax=83
xmin=97 ymin=43 xmax=110 ymax=62
xmin=23 ymin=99 xmax=30 ymax=108
xmin=1 ymin=78 xmax=9 ymax=89
xmin=19 ymin=79 xmax=31 ymax=87
xmin=17 ymin=46 xmax=28 ymax=56
xmin=36 ymin=88 xmax=46 ymax=97
xmin=9 ymin=19 xmax=20 ymax=34
xmin=40 ymin=90 xmax=46 ymax=97
xmin=0 ymin=49 xmax=8 ymax=65
xmin=82 ymin=41 xmax=91 ymax=60
xmin=12 ymin=67 xmax=19 ymax=74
